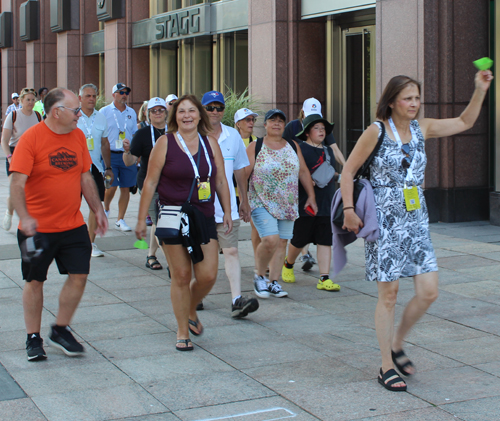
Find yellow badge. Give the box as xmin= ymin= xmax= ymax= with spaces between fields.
xmin=403 ymin=186 xmax=421 ymax=211
xmin=198 ymin=181 xmax=211 ymax=202
xmin=86 ymin=137 xmax=94 ymax=151
xmin=119 ymin=131 xmax=126 ymax=141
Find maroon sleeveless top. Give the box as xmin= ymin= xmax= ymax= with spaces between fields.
xmin=157 ymin=133 xmax=217 ymax=218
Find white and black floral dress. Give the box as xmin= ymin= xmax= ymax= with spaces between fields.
xmin=365 ymin=120 xmax=438 ymax=282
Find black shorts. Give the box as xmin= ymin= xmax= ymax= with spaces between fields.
xmin=5 ymin=146 xmax=15 ymax=176
xmin=17 ymin=224 xmax=91 ymax=282
xmin=159 ymin=216 xmax=218 ymax=245
xmin=290 ymin=216 xmax=333 ymax=248
xmin=91 ymin=164 xmax=105 ymax=201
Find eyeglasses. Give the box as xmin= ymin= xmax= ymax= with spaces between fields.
xmin=57 ymin=105 xmax=81 ymax=115
xmin=117 ymin=91 xmax=130 ymax=96
xmin=243 ymin=117 xmax=256 ymax=123
xmin=401 ymin=143 xmax=411 ymax=169
xmin=150 ymin=108 xmax=166 ymax=115
xmin=205 ymin=105 xmax=225 ymax=112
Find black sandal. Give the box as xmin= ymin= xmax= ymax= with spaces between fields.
xmin=176 ymin=339 xmax=193 ymax=351
xmin=146 ymin=255 xmax=162 ymax=270
xmin=392 ymin=349 xmax=415 ymax=376
xmin=188 ymin=318 xmax=203 ymax=336
xmin=378 ymin=368 xmax=407 ymax=392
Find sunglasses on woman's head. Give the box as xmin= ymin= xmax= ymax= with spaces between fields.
xmin=205 ymin=105 xmax=225 ymax=112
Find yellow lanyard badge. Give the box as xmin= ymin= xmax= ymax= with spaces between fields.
xmin=403 ymin=184 xmax=420 ymax=211
xmin=86 ymin=137 xmax=94 ymax=151
xmin=198 ymin=177 xmax=211 ymax=202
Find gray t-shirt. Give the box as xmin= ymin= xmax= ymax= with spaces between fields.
xmin=3 ymin=110 xmax=40 ymax=147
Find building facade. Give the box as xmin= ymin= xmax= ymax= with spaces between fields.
xmin=0 ymin=0 xmax=495 ymax=223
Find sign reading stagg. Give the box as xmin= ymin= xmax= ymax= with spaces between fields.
xmin=132 ymin=4 xmax=210 ymax=48
xmin=155 ymin=8 xmax=202 ymax=40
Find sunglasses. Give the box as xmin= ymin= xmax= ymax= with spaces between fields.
xmin=57 ymin=105 xmax=81 ymax=115
xmin=168 ymin=101 xmax=175 ymax=106
xmin=205 ymin=105 xmax=225 ymax=112
xmin=401 ymin=143 xmax=411 ymax=169
xmin=243 ymin=117 xmax=256 ymax=123
xmin=150 ymin=108 xmax=166 ymax=114
xmin=117 ymin=90 xmax=130 ymax=96
xmin=21 ymin=88 xmax=37 ymax=96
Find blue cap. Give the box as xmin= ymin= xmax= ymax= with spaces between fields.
xmin=201 ymin=90 xmax=225 ymax=106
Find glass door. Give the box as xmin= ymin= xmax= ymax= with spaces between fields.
xmin=342 ymin=26 xmax=376 ymax=156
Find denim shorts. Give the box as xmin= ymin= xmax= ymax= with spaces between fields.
xmin=251 ymin=207 xmax=294 ymax=239
xmin=110 ymin=152 xmax=137 ymax=188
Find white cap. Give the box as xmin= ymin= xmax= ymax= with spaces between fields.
xmin=165 ymin=94 xmax=178 ymax=103
xmin=234 ymin=108 xmax=259 ymax=124
xmin=112 ymin=83 xmax=131 ymax=94
xmin=11 ymin=93 xmax=19 ymax=99
xmin=302 ymin=97 xmax=322 ymax=117
xmin=147 ymin=97 xmax=167 ymax=110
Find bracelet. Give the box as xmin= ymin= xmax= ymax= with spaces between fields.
xmin=105 ymin=167 xmax=112 ymax=171
xmin=343 ymin=206 xmax=355 ymax=211
xmin=123 ymin=151 xmax=131 ymax=155
xmin=6 ymin=154 xmax=12 ymax=158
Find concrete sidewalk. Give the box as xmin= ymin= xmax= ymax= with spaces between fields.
xmin=1 ymin=158 xmax=500 ymax=420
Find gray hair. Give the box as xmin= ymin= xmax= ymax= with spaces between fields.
xmin=79 ymin=83 xmax=98 ymax=96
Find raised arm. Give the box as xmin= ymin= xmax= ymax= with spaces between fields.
xmin=419 ymin=70 xmax=493 ymax=140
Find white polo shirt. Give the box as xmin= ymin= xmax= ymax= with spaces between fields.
xmin=214 ymin=123 xmax=250 ymax=223
xmin=100 ymin=102 xmax=137 ymax=152
xmin=77 ymin=109 xmax=109 ymax=172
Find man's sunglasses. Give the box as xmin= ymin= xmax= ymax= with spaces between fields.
xmin=401 ymin=143 xmax=411 ymax=169
xmin=117 ymin=90 xmax=130 ymax=96
xmin=205 ymin=105 xmax=225 ymax=112
xmin=57 ymin=105 xmax=81 ymax=115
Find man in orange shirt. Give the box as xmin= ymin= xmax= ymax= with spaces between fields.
xmin=10 ymin=88 xmax=108 ymax=361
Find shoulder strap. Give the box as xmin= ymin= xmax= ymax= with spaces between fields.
xmin=12 ymin=110 xmax=16 ymax=124
xmin=322 ymin=146 xmax=331 ymax=164
xmin=255 ymin=137 xmax=264 ymax=159
xmin=285 ymin=138 xmax=297 ymax=154
xmin=34 ymin=111 xmax=42 ymax=122
xmin=355 ymin=121 xmax=385 ymax=179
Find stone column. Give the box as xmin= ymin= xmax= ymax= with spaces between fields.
xmin=376 ymin=0 xmax=490 ymax=222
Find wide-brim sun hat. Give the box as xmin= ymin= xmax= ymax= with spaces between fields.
xmin=234 ymin=108 xmax=258 ymax=124
xmin=295 ymin=113 xmax=334 ymax=141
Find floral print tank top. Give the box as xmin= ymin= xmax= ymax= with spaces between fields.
xmin=249 ymin=142 xmax=299 ymax=220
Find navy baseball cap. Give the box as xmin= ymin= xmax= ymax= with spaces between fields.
xmin=201 ymin=90 xmax=225 ymax=106
xmin=264 ymin=109 xmax=286 ymax=122
xmin=112 ymin=83 xmax=131 ymax=94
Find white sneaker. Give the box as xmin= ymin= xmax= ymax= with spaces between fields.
xmin=104 ymin=210 xmax=110 ymax=218
xmin=253 ymin=274 xmax=271 ymax=298
xmin=2 ymin=211 xmax=12 ymax=231
xmin=268 ymin=281 xmax=288 ymax=298
xmin=115 ymin=219 xmax=131 ymax=232
xmin=91 ymin=243 xmax=104 ymax=257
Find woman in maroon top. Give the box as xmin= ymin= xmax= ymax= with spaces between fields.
xmin=136 ymin=94 xmax=231 ymax=351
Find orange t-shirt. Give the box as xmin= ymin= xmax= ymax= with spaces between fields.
xmin=10 ymin=122 xmax=91 ymax=233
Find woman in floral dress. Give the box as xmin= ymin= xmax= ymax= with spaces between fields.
xmin=341 ymin=70 xmax=493 ymax=392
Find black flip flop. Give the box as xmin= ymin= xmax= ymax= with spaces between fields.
xmin=392 ymin=349 xmax=415 ymax=376
xmin=176 ymin=339 xmax=193 ymax=351
xmin=378 ymin=368 xmax=407 ymax=392
xmin=188 ymin=318 xmax=203 ymax=336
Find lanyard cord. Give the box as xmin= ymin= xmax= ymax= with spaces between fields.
xmin=176 ymin=132 xmax=212 ymax=180
xmin=81 ymin=112 xmax=97 ymax=138
xmin=112 ymin=109 xmax=125 ymax=133
xmin=388 ymin=117 xmax=417 ymax=185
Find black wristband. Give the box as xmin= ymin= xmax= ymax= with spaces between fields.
xmin=105 ymin=167 xmax=112 ymax=170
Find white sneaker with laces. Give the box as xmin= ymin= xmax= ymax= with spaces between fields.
xmin=268 ymin=281 xmax=288 ymax=298
xmin=115 ymin=219 xmax=132 ymax=232
xmin=2 ymin=211 xmax=12 ymax=231
xmin=253 ymin=274 xmax=271 ymax=298
xmin=91 ymin=243 xmax=104 ymax=257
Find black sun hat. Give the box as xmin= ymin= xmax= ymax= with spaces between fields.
xmin=296 ymin=114 xmax=334 ymax=141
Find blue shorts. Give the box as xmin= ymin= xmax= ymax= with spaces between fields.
xmin=110 ymin=152 xmax=137 ymax=188
xmin=251 ymin=207 xmax=294 ymax=240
